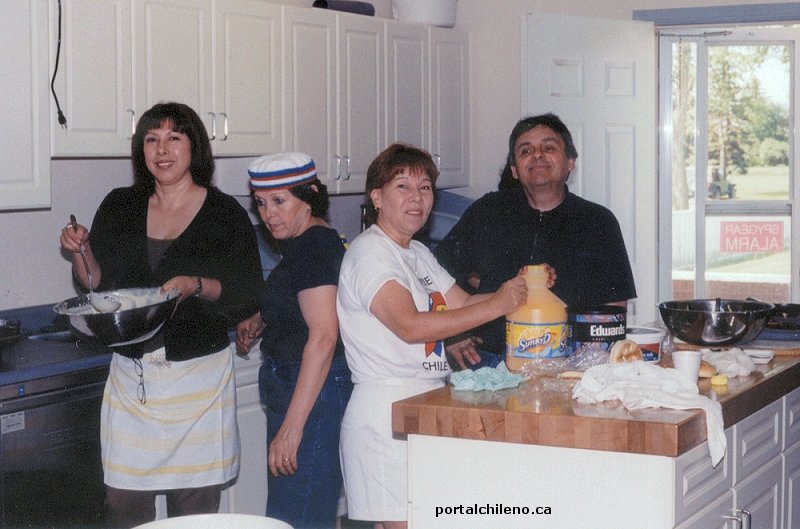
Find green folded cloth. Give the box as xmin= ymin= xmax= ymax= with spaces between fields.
xmin=449 ymin=362 xmax=525 ymax=391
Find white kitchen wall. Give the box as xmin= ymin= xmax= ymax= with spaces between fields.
xmin=0 ymin=0 xmax=791 ymax=310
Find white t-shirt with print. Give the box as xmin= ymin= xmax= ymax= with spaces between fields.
xmin=337 ymin=225 xmax=455 ymax=384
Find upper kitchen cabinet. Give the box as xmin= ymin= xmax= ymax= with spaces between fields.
xmin=1 ymin=1 xmax=51 ymax=210
xmin=48 ymin=0 xmax=132 ymax=157
xmin=50 ymin=0 xmax=281 ymax=157
xmin=283 ymin=6 xmax=384 ymax=194
xmin=385 ymin=22 xmax=471 ymax=189
xmin=385 ymin=21 xmax=428 ymax=150
xmin=211 ymin=0 xmax=282 ymax=155
xmin=429 ymin=27 xmax=469 ymax=189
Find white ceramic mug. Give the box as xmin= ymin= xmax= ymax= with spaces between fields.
xmin=672 ymin=350 xmax=702 ymax=381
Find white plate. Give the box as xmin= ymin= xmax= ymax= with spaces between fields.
xmin=742 ymin=349 xmax=775 ymax=364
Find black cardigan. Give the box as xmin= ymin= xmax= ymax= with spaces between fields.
xmin=88 ymin=185 xmax=262 ymax=360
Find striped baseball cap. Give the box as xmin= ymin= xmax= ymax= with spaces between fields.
xmin=248 ymin=152 xmax=317 ymax=190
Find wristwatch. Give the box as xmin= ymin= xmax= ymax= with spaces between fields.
xmin=193 ymin=276 xmax=203 ymax=298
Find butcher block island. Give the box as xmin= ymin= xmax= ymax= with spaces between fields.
xmin=392 ymin=354 xmax=800 ymax=529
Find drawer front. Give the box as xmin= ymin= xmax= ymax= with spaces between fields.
xmin=785 ymin=386 xmax=800 ymax=449
xmin=734 ymin=398 xmax=782 ymax=484
xmin=674 ymin=428 xmax=734 ymax=525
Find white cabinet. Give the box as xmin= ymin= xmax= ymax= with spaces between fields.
xmin=283 ymin=6 xmax=384 ymax=194
xmin=429 ymin=27 xmax=469 ymax=189
xmin=212 ymin=0 xmax=282 ymax=155
xmin=674 ymin=491 xmax=734 ymax=529
xmin=51 ymin=0 xmax=281 ymax=157
xmin=220 ymin=352 xmax=267 ymax=515
xmin=385 ymin=21 xmax=428 ymax=149
xmin=223 ymin=357 xmax=267 ymax=515
xmin=385 ymin=22 xmax=469 ymax=189
xmin=48 ymin=0 xmax=132 ymax=156
xmin=1 ymin=0 xmax=50 ymax=210
xmin=785 ymin=442 xmax=800 ymax=529
xmin=674 ymin=398 xmax=784 ymax=528
xmin=733 ymin=457 xmax=782 ymax=529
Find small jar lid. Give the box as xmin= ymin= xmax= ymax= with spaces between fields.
xmin=626 ymin=326 xmax=666 ymax=343
xmin=710 ymin=374 xmax=728 ymax=386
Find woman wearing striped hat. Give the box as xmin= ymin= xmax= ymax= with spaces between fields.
xmin=236 ymin=152 xmax=353 ymax=529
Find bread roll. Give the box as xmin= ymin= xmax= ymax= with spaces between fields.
xmin=698 ymin=360 xmax=717 ymax=378
xmin=609 ymin=339 xmax=643 ymax=363
xmin=557 ymin=370 xmax=584 ymax=380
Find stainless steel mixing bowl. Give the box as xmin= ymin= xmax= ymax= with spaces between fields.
xmin=53 ymin=287 xmax=180 ymax=346
xmin=657 ymin=298 xmax=774 ymax=346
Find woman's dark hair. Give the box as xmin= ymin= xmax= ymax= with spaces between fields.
xmin=289 ymin=178 xmax=330 ymax=218
xmin=506 ymin=112 xmax=579 ymax=166
xmin=363 ymin=143 xmax=439 ymax=228
xmin=131 ymin=102 xmax=215 ymax=194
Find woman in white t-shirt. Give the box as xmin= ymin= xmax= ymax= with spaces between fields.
xmin=337 ymin=143 xmax=529 ymax=529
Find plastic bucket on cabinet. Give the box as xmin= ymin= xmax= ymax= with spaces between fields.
xmin=391 ymin=0 xmax=458 ymax=27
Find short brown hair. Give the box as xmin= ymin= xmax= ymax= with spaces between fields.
xmin=363 ymin=143 xmax=439 ymax=227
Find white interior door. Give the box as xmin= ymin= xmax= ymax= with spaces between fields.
xmin=523 ymin=13 xmax=657 ymax=324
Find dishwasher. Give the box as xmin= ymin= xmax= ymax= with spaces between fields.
xmin=0 ymin=328 xmax=111 ymax=528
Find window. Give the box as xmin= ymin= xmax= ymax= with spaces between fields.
xmin=658 ymin=26 xmax=798 ymax=303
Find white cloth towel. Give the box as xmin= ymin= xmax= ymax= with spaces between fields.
xmin=572 ymin=361 xmax=726 ymax=466
xmin=699 ymin=348 xmax=756 ymax=377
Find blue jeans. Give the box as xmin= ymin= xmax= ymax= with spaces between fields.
xmin=259 ymin=355 xmax=353 ymax=529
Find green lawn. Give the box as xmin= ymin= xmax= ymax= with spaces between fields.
xmin=725 ymin=165 xmax=790 ymax=200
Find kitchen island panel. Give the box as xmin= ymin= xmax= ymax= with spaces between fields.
xmin=407 ymin=434 xmax=675 ymax=529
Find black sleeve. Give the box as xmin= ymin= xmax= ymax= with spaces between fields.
xmin=433 ymin=204 xmax=481 ymax=293
xmin=212 ymin=195 xmax=263 ymax=323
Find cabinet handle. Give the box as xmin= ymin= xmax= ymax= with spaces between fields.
xmin=736 ymin=509 xmax=751 ymax=529
xmin=344 ymin=155 xmax=351 ymax=180
xmin=333 ymin=155 xmax=341 ymax=180
xmin=723 ymin=514 xmax=743 ymax=528
xmin=126 ymin=108 xmax=136 ymax=139
xmin=220 ymin=113 xmax=229 ymax=141
xmin=207 ymin=112 xmax=217 ymax=141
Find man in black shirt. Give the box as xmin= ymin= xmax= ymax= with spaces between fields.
xmin=435 ymin=113 xmax=637 ymax=369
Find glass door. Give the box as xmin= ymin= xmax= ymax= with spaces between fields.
xmin=659 ymin=27 xmax=799 ymax=304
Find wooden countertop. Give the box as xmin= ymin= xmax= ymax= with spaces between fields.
xmin=392 ymin=353 xmax=800 ymax=457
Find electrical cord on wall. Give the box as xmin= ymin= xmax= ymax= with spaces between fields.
xmin=51 ymin=0 xmax=67 ymax=129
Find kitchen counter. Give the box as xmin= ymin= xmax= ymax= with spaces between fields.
xmin=393 ymin=352 xmax=800 ymax=457
xmin=394 ymin=352 xmax=800 ymax=529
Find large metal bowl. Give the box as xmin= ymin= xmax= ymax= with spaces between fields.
xmin=657 ymin=298 xmax=774 ymax=346
xmin=53 ymin=287 xmax=180 ymax=346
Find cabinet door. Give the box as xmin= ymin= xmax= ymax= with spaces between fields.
xmin=385 ymin=21 xmax=428 ymax=148
xmin=785 ymin=442 xmax=800 ymax=529
xmin=335 ymin=14 xmax=384 ymax=194
xmin=673 ymin=428 xmax=734 ymax=525
xmin=733 ymin=456 xmax=782 ymax=529
xmin=213 ymin=0 xmax=282 ymax=156
xmin=785 ymin=385 xmax=800 ymax=450
xmin=429 ymin=27 xmax=468 ymax=189
xmin=674 ymin=490 xmax=736 ymax=529
xmin=220 ymin=379 xmax=267 ymax=515
xmin=49 ymin=0 xmax=132 ymax=157
xmin=734 ymin=398 xmax=782 ymax=485
xmin=0 ymin=1 xmax=50 ymax=210
xmin=282 ymin=6 xmax=338 ymax=187
xmin=133 ymin=0 xmax=213 ymax=130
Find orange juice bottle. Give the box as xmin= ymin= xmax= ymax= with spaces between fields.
xmin=505 ymin=265 xmax=568 ymax=371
